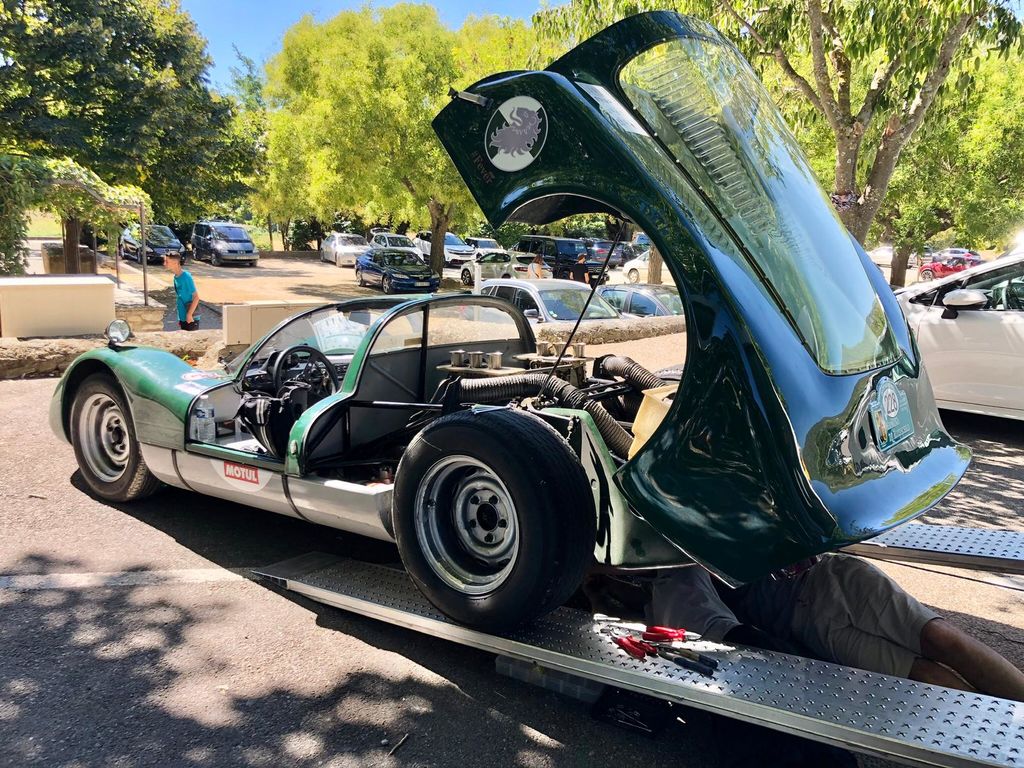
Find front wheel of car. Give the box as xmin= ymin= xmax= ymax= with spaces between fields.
xmin=460 ymin=269 xmax=473 ymax=286
xmin=627 ymin=268 xmax=640 ymax=283
xmin=382 ymin=275 xmax=394 ymax=294
xmin=211 ymin=252 xmax=221 ymax=267
xmin=393 ymin=409 xmax=595 ymax=631
xmin=70 ymin=374 xmax=161 ymax=502
xmin=920 ymin=269 xmax=934 ymax=281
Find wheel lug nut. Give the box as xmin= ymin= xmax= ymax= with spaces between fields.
xmin=470 ymin=496 xmax=479 ymax=504
xmin=468 ymin=519 xmax=477 ymax=528
xmin=498 ymin=519 xmax=508 ymax=528
xmin=484 ymin=533 xmax=493 ymax=543
xmin=488 ymin=495 xmax=498 ymax=505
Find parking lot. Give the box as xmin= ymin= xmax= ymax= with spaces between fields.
xmin=1 ymin=372 xmax=1020 ymax=767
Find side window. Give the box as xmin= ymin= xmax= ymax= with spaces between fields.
xmin=513 ymin=289 xmax=539 ymax=313
xmin=515 ymin=239 xmax=532 ymax=254
xmin=628 ymin=293 xmax=659 ymax=317
xmin=963 ymin=263 xmax=1024 ymax=311
xmin=420 ymin=232 xmax=431 ymax=243
xmin=602 ymin=289 xmax=626 ymax=310
xmin=369 ymin=310 xmax=424 ymax=355
xmin=480 ymin=286 xmax=495 ymax=296
xmin=494 ymin=286 xmax=516 ymax=302
xmin=542 ymin=241 xmax=557 ymax=259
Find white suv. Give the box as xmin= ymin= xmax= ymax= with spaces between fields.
xmin=413 ymin=231 xmax=476 ymax=267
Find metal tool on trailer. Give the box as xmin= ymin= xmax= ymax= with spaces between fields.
xmin=255 ymin=546 xmax=1024 ymax=768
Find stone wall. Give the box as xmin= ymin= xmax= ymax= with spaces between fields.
xmin=0 ymin=330 xmax=221 ymax=380
xmin=115 ymin=304 xmax=165 ymax=333
xmin=535 ymin=315 xmax=685 ymax=345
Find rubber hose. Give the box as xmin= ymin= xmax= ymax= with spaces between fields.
xmin=599 ymin=355 xmax=667 ymax=392
xmin=458 ymin=374 xmax=635 ymax=458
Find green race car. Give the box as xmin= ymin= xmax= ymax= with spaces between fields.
xmin=52 ymin=12 xmax=969 ymax=631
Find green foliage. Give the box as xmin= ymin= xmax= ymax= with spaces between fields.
xmin=264 ymin=7 xmax=536 ymax=273
xmin=0 ymin=156 xmax=46 ymax=274
xmin=0 ymin=0 xmax=252 ymax=225
xmin=533 ymin=0 xmax=1022 ymax=268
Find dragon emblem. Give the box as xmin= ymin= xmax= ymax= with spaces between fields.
xmin=484 ymin=97 xmax=548 ymax=172
xmin=489 ymin=106 xmax=543 ymax=157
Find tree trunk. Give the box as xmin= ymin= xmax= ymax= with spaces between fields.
xmin=890 ymin=244 xmax=912 ymax=288
xmin=426 ymin=199 xmax=450 ymax=277
xmin=832 ymin=129 xmax=860 ymax=212
xmin=282 ymin=218 xmax=291 ymax=251
xmin=267 ymin=216 xmax=274 ymax=250
xmin=647 ymin=245 xmax=664 ymax=285
xmin=62 ymin=217 xmax=82 ymax=273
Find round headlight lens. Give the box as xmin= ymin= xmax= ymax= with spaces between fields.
xmin=105 ymin=319 xmax=132 ymax=344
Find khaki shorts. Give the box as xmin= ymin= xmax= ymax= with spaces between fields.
xmin=650 ymin=554 xmax=939 ymax=678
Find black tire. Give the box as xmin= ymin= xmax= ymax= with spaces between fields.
xmin=356 ymin=269 xmax=365 ymax=286
xmin=382 ymin=275 xmax=394 ymax=294
xmin=920 ymin=270 xmax=934 ymax=281
xmin=393 ymin=409 xmax=595 ymax=631
xmin=69 ymin=374 xmax=161 ymax=502
xmin=212 ymin=252 xmax=222 ymax=267
xmin=501 ymin=273 xmax=511 ymax=279
xmin=461 ymin=268 xmax=473 ymax=286
xmin=627 ymin=268 xmax=640 ymax=283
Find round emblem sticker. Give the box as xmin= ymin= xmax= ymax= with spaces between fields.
xmin=882 ymin=385 xmax=900 ymax=418
xmin=485 ymin=96 xmax=547 ymax=172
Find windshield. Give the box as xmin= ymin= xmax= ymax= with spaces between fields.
xmin=474 ymin=238 xmax=499 ymax=248
xmin=386 ymin=235 xmax=414 ymax=248
xmin=339 ymin=234 xmax=367 ymax=247
xmin=652 ymin=288 xmax=684 ymax=315
xmin=212 ymin=225 xmax=251 ymax=242
xmin=444 ymin=233 xmax=469 ymax=247
xmin=538 ymin=287 xmax=619 ymax=320
xmin=383 ymin=252 xmax=425 ymax=267
xmin=620 ymin=36 xmax=899 ymax=375
xmin=146 ymin=226 xmax=178 ymax=245
xmin=230 ymin=306 xmax=390 ymax=374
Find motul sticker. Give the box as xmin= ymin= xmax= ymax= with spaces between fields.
xmin=485 ymin=96 xmax=547 ymax=172
xmin=213 ymin=459 xmax=272 ymax=492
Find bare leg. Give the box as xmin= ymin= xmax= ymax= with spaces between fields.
xmin=920 ymin=618 xmax=1024 ymax=701
xmin=908 ymin=658 xmax=975 ymax=692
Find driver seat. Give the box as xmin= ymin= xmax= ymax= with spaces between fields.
xmin=236 ymin=382 xmax=312 ymax=459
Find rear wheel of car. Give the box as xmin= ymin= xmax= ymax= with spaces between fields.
xmin=501 ymin=273 xmax=511 ymax=279
xmin=382 ymin=275 xmax=394 ymax=294
xmin=393 ymin=409 xmax=595 ymax=631
xmin=70 ymin=374 xmax=161 ymax=502
xmin=627 ymin=268 xmax=640 ymax=283
xmin=920 ymin=269 xmax=934 ymax=280
xmin=461 ymin=269 xmax=473 ymax=286
xmin=356 ymin=269 xmax=365 ymax=286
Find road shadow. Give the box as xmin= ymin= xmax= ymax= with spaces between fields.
xmin=921 ymin=411 xmax=1024 ymax=531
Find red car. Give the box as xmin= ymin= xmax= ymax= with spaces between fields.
xmin=918 ymin=254 xmax=982 ymax=281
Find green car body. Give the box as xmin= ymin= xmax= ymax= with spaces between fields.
xmin=432 ymin=11 xmax=969 ymax=583
xmin=52 ymin=13 xmax=968 ymax=622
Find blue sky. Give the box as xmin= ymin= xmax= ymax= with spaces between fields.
xmin=181 ymin=0 xmax=538 ymax=90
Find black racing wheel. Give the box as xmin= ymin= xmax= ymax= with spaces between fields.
xmin=393 ymin=409 xmax=595 ymax=631
xmin=269 ymin=344 xmax=340 ymax=398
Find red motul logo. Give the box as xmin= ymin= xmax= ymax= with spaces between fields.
xmin=224 ymin=461 xmax=259 ymax=484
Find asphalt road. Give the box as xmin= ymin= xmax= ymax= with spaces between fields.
xmin=0 ymin=378 xmax=1021 ymax=768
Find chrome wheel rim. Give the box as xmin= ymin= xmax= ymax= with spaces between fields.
xmin=628 ymin=269 xmax=639 ymax=283
xmin=414 ymin=455 xmax=519 ymax=596
xmin=77 ymin=393 xmax=130 ymax=483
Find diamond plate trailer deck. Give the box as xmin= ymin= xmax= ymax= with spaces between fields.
xmin=254 ymin=552 xmax=1024 ymax=768
xmin=844 ymin=524 xmax=1024 ymax=574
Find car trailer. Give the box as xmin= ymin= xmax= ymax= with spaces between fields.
xmin=255 ymin=523 xmax=1024 ymax=768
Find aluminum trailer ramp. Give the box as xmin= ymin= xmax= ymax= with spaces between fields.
xmin=846 ymin=524 xmax=1024 ymax=574
xmin=254 ymin=553 xmax=1024 ymax=768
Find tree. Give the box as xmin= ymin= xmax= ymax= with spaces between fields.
xmin=0 ymin=0 xmax=250 ymax=241
xmin=534 ymin=1 xmax=1021 ymax=264
xmin=265 ymin=9 xmax=537 ymax=273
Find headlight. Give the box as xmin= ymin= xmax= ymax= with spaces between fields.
xmin=213 ymin=240 xmax=227 ymax=250
xmin=105 ymin=319 xmax=132 ymax=345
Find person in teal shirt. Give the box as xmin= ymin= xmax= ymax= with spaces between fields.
xmin=165 ymin=253 xmax=200 ymax=330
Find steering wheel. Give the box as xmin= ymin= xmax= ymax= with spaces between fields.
xmin=269 ymin=344 xmax=340 ymax=398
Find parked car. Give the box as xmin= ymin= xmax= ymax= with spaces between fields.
xmin=356 ymin=249 xmax=439 ymax=294
xmin=368 ymin=231 xmax=421 ymax=258
xmin=465 ymin=236 xmax=505 ymax=254
xmin=598 ymin=283 xmax=684 ymax=316
xmin=191 ymin=221 xmax=258 ymax=267
xmin=867 ymin=244 xmax=921 ymax=270
xmin=509 ymin=235 xmax=607 ymax=282
xmin=412 ymin=231 xmax=476 ymax=267
xmin=933 ymin=247 xmax=980 ymax=262
xmin=321 ymin=232 xmax=371 ymax=267
xmin=584 ymin=239 xmax=637 ymax=268
xmin=918 ymin=254 xmax=983 ymax=281
xmin=897 ymin=252 xmax=1024 ymax=421
xmin=621 ymin=250 xmax=650 ymax=283
xmin=120 ymin=225 xmax=184 ymax=264
xmin=631 ymin=232 xmax=651 ymax=249
xmin=998 ymin=246 xmax=1024 ymax=260
xmin=460 ymin=250 xmax=534 ymax=285
xmin=480 ymin=278 xmax=622 ymax=323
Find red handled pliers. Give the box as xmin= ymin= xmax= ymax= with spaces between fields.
xmin=641 ymin=625 xmax=702 ymax=642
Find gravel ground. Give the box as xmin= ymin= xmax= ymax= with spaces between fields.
xmin=0 ymin=376 xmax=1020 ymax=768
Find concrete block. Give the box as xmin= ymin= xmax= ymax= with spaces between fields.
xmin=0 ymin=276 xmax=114 ymax=338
